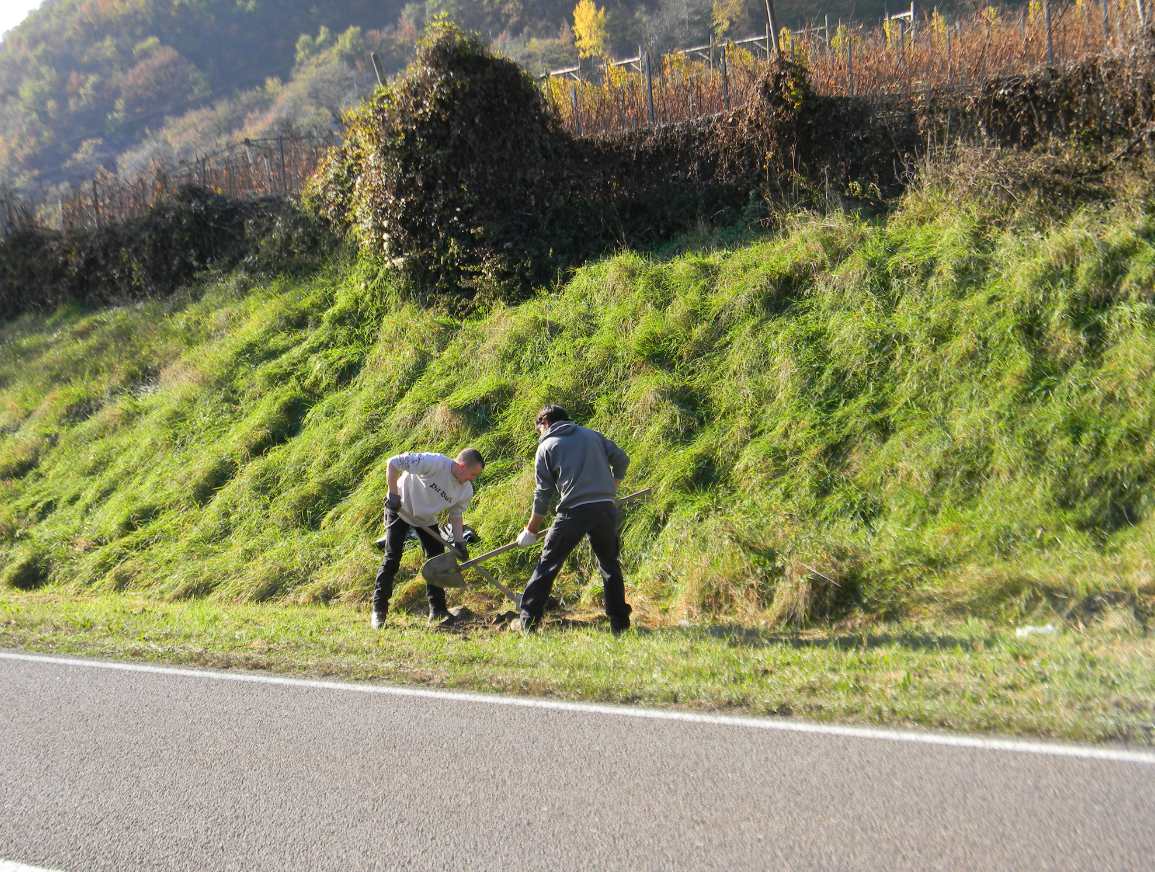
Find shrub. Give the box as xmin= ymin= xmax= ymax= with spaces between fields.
xmin=305 ymin=24 xmax=905 ymax=309
xmin=0 ymin=187 xmax=338 ymax=322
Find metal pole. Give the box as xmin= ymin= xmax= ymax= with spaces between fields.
xmin=1102 ymin=0 xmax=1110 ymax=41
xmin=1044 ymin=0 xmax=1054 ymax=65
xmin=1137 ymin=0 xmax=1147 ymax=29
xmin=571 ymin=81 xmax=582 ymax=136
xmin=91 ymin=178 xmax=101 ymax=229
xmin=370 ymin=51 xmax=384 ymax=86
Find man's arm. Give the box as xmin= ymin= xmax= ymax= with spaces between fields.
xmin=520 ymin=447 xmax=554 ymax=542
xmin=386 ymin=452 xmax=441 ymax=500
xmin=603 ymin=435 xmax=630 ymax=482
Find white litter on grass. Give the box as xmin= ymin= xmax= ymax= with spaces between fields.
xmin=1015 ymin=624 xmax=1058 ymax=638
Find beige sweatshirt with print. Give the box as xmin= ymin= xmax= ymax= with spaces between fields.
xmin=388 ymin=452 xmax=473 ymax=528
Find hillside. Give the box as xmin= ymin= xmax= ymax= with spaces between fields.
xmin=1 ymin=0 xmax=958 ymax=199
xmin=1 ymin=172 xmax=1152 ymax=628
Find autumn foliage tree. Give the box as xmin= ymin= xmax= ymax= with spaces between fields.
xmin=573 ymin=0 xmax=608 ymax=59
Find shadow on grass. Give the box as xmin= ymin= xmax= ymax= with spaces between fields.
xmin=527 ymin=614 xmax=981 ymax=653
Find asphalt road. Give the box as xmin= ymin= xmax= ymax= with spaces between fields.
xmin=2 ymin=652 xmax=1153 ymax=871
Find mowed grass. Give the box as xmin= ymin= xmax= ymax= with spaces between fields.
xmin=2 ymin=590 xmax=1152 ymax=744
xmin=0 ymin=182 xmax=1154 ymax=629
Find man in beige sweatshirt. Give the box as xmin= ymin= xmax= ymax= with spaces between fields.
xmin=371 ymin=448 xmax=484 ymax=628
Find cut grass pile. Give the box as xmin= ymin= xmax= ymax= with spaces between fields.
xmin=1 ymin=183 xmax=1154 ymax=627
xmin=2 ymin=591 xmax=1152 ymax=744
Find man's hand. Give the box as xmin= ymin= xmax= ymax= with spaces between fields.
xmin=516 ymin=528 xmax=540 ymax=548
xmin=452 ymin=541 xmax=469 ymax=561
xmin=385 ymin=492 xmax=401 ymax=512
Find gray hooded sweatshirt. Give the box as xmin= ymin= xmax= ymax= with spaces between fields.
xmin=533 ymin=421 xmax=630 ymax=516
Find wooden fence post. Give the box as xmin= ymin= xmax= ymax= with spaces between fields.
xmin=91 ymin=178 xmax=101 ymax=229
xmin=1102 ymin=0 xmax=1110 ymax=40
xmin=644 ymin=49 xmax=656 ymax=125
xmin=571 ymin=81 xmax=582 ymax=136
xmin=1044 ymin=0 xmax=1054 ymax=65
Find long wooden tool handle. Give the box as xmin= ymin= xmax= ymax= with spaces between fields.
xmin=459 ymin=540 xmax=520 ymax=568
xmin=617 ymin=487 xmax=652 ymax=503
xmin=460 ymin=488 xmax=650 ymax=569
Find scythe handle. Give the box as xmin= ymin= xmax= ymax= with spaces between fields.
xmin=460 ymin=487 xmax=651 ymax=568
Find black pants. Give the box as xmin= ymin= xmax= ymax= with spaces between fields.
xmin=520 ymin=501 xmax=631 ymax=628
xmin=373 ymin=510 xmax=447 ymax=614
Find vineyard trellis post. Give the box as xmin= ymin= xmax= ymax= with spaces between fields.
xmin=278 ymin=136 xmax=287 ymax=194
xmin=644 ymin=48 xmax=656 ymax=124
xmin=370 ymin=51 xmax=385 ymax=86
xmin=720 ymin=42 xmax=730 ymax=110
xmin=764 ymin=0 xmax=782 ymax=57
xmin=847 ymin=36 xmax=854 ymax=95
xmin=571 ymin=81 xmax=582 ymax=135
xmin=1101 ymin=0 xmax=1110 ymax=41
xmin=1044 ymin=0 xmax=1054 ymax=66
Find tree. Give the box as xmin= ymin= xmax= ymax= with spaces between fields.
xmin=572 ymin=0 xmax=607 ymax=59
xmin=711 ymin=0 xmax=745 ymax=37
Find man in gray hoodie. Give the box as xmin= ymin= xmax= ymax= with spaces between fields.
xmin=514 ymin=405 xmax=632 ymax=634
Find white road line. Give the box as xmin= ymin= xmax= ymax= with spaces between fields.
xmin=3 ymin=650 xmax=1154 ymax=766
xmin=0 ymin=861 xmax=64 ymax=872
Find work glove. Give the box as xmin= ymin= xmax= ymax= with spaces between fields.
xmin=451 ymin=541 xmax=469 ymax=561
xmin=385 ymin=492 xmax=401 ymax=513
xmin=516 ymin=528 xmax=539 ymax=548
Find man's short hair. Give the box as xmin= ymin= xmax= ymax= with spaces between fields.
xmin=535 ymin=405 xmax=571 ymax=427
xmin=457 ymin=447 xmax=485 ymax=468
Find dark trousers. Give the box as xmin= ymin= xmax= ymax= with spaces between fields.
xmin=373 ymin=510 xmax=447 ymax=614
xmin=520 ymin=501 xmax=631 ymax=628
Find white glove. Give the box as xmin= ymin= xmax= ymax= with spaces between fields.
xmin=516 ymin=528 xmax=539 ymax=547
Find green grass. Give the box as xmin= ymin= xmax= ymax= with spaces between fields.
xmin=2 ymin=590 xmax=1152 ymax=744
xmin=1 ymin=183 xmax=1154 ymax=630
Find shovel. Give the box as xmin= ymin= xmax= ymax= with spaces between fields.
xmin=420 ymin=488 xmax=653 ymax=595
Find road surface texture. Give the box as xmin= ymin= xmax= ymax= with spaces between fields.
xmin=2 ymin=651 xmax=1152 ymax=871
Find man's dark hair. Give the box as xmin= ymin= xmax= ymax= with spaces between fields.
xmin=535 ymin=405 xmax=571 ymax=427
xmin=458 ymin=447 xmax=485 ymax=468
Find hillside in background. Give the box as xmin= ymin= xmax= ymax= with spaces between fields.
xmin=1 ymin=0 xmax=953 ymax=200
xmin=1 ymin=166 xmax=1152 ymax=627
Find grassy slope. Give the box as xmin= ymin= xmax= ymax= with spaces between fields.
xmin=1 ymin=186 xmax=1154 ymax=629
